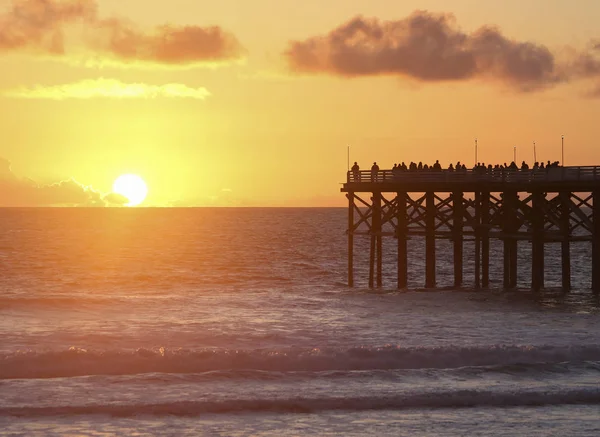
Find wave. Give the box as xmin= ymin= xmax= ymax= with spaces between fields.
xmin=2 ymin=388 xmax=600 ymax=416
xmin=3 ymin=344 xmax=600 ymax=379
xmin=0 ymin=295 xmax=120 ymax=310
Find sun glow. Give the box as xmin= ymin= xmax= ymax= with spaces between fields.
xmin=112 ymin=174 xmax=148 ymax=206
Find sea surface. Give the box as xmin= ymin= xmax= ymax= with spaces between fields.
xmin=1 ymin=208 xmax=600 ymax=436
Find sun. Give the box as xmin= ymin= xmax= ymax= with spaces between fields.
xmin=112 ymin=174 xmax=148 ymax=206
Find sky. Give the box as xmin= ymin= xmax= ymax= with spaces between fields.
xmin=2 ymin=0 xmax=600 ymax=206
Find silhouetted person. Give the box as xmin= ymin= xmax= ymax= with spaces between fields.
xmin=371 ymin=162 xmax=379 ymax=182
xmin=351 ymin=161 xmax=360 ymax=182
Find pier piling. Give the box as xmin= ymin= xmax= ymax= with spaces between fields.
xmin=593 ymin=190 xmax=600 ymax=293
xmin=453 ymin=191 xmax=464 ymax=288
xmin=397 ymin=192 xmax=408 ymax=289
xmin=347 ymin=192 xmax=354 ymax=288
xmin=560 ymin=192 xmax=571 ymax=292
xmin=474 ymin=191 xmax=481 ymax=289
xmin=481 ymin=192 xmax=490 ymax=288
xmin=531 ymin=192 xmax=545 ymax=291
xmin=426 ymin=191 xmax=436 ymax=288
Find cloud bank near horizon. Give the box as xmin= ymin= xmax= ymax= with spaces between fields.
xmin=285 ymin=11 xmax=600 ymax=93
xmin=2 ymin=78 xmax=212 ymax=100
xmin=0 ymin=158 xmax=127 ymax=207
xmin=0 ymin=0 xmax=245 ymax=67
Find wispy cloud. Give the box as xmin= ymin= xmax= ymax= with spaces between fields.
xmin=0 ymin=0 xmax=245 ymax=67
xmin=2 ymin=78 xmax=211 ymax=99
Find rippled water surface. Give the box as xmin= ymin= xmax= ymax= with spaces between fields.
xmin=1 ymin=208 xmax=599 ymax=436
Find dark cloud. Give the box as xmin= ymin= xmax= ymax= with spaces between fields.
xmin=567 ymin=41 xmax=600 ymax=78
xmin=0 ymin=0 xmax=244 ymax=66
xmin=285 ymin=11 xmax=564 ymax=91
xmin=93 ymin=19 xmax=244 ymax=66
xmin=0 ymin=158 xmax=127 ymax=207
xmin=0 ymin=0 xmax=96 ymax=54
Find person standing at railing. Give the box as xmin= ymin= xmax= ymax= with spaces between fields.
xmin=371 ymin=162 xmax=380 ymax=182
xmin=351 ymin=161 xmax=360 ymax=182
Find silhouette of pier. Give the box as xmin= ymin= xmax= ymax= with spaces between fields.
xmin=342 ymin=166 xmax=600 ymax=292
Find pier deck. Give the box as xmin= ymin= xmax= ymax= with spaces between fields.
xmin=341 ymin=166 xmax=600 ymax=292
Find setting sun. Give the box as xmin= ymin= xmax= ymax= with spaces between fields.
xmin=112 ymin=174 xmax=148 ymax=206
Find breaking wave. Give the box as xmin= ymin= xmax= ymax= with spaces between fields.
xmin=3 ymin=344 xmax=600 ymax=379
xmin=2 ymin=389 xmax=600 ymax=416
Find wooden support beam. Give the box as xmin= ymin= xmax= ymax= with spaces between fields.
xmin=503 ymin=192 xmax=512 ymax=289
xmin=560 ymin=191 xmax=571 ymax=292
xmin=426 ymin=191 xmax=436 ymax=288
xmin=481 ymin=192 xmax=490 ymax=287
xmin=531 ymin=191 xmax=545 ymax=291
xmin=503 ymin=191 xmax=518 ymax=289
xmin=368 ymin=238 xmax=375 ymax=288
xmin=569 ymin=195 xmax=594 ymax=233
xmin=593 ymin=190 xmax=600 ymax=293
xmin=510 ymin=192 xmax=521 ymax=288
xmin=347 ymin=192 xmax=354 ymax=287
xmin=373 ymin=192 xmax=383 ymax=288
xmin=377 ymin=231 xmax=383 ymax=288
xmin=397 ymin=192 xmax=408 ymax=289
xmin=474 ymin=191 xmax=481 ymax=289
xmin=453 ymin=191 xmax=464 ymax=287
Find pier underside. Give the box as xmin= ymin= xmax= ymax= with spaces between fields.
xmin=343 ymin=172 xmax=600 ymax=292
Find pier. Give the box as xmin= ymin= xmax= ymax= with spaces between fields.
xmin=342 ymin=166 xmax=600 ymax=292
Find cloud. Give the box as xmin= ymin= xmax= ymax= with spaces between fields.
xmin=89 ymin=19 xmax=244 ymax=67
xmin=2 ymin=78 xmax=211 ymax=99
xmin=284 ymin=11 xmax=566 ymax=91
xmin=0 ymin=157 xmax=127 ymax=206
xmin=0 ymin=0 xmax=244 ymax=67
xmin=102 ymin=192 xmax=129 ymax=205
xmin=0 ymin=0 xmax=96 ymax=54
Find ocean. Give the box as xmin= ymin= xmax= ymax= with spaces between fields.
xmin=1 ymin=208 xmax=599 ymax=436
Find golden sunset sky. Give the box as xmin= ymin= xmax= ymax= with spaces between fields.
xmin=1 ymin=0 xmax=600 ymax=206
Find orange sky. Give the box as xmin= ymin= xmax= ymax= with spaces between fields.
xmin=2 ymin=0 xmax=600 ymax=206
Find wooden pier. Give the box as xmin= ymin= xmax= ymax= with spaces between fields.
xmin=342 ymin=166 xmax=600 ymax=292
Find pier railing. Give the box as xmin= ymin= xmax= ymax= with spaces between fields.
xmin=346 ymin=166 xmax=600 ymax=184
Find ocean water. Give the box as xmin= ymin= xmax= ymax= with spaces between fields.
xmin=1 ymin=208 xmax=600 ymax=436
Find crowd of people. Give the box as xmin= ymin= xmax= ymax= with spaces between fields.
xmin=350 ymin=160 xmax=563 ymax=182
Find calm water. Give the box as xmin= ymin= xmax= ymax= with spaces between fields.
xmin=1 ymin=208 xmax=600 ymax=436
